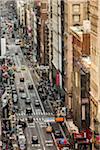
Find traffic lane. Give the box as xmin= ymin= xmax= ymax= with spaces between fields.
xmin=26 ymin=122 xmax=44 ymax=150
xmin=15 ymin=72 xmax=26 ymax=112
xmin=17 ymin=44 xmax=59 ymax=150
xmin=41 ymin=126 xmax=57 ymax=150
xmin=25 ymin=122 xmax=36 ymax=150
xmin=35 ymin=122 xmax=47 ymax=150
xmin=18 ymin=49 xmax=46 ymax=114
xmin=15 ymin=67 xmax=45 ymax=150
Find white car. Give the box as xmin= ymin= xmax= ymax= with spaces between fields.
xmin=45 ymin=140 xmax=53 ymax=147
xmin=21 ymin=93 xmax=27 ymax=99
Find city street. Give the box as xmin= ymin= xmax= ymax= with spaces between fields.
xmin=7 ymin=42 xmax=58 ymax=150
xmin=1 ymin=0 xmax=99 ymax=150
xmin=6 ymin=34 xmax=71 ymax=150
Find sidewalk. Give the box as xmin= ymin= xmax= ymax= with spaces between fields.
xmin=0 ymin=121 xmax=1 ymax=139
xmin=30 ymin=69 xmax=40 ymax=85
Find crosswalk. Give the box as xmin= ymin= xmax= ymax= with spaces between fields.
xmin=16 ymin=111 xmax=54 ymax=124
xmin=27 ymin=121 xmax=47 ymax=127
xmin=16 ymin=111 xmax=54 ymax=117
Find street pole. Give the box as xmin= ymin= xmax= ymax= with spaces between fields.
xmin=0 ymin=0 xmax=3 ymax=147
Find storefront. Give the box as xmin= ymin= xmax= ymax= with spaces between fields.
xmin=73 ymin=129 xmax=92 ymax=149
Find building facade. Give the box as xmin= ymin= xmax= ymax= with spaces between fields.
xmin=89 ymin=0 xmax=100 ymax=149
xmin=48 ymin=0 xmax=64 ymax=91
xmin=64 ymin=0 xmax=88 ymax=117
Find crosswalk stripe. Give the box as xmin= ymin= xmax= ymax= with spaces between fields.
xmin=16 ymin=111 xmax=54 ymax=116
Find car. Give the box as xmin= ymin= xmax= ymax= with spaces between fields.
xmin=12 ymin=90 xmax=17 ymax=95
xmin=21 ymin=93 xmax=27 ymax=99
xmin=18 ymin=119 xmax=27 ymax=128
xmin=32 ymin=136 xmax=38 ymax=144
xmin=26 ymin=107 xmax=32 ymax=115
xmin=46 ymin=126 xmax=52 ymax=133
xmin=25 ymin=98 xmax=31 ymax=105
xmin=20 ymin=77 xmax=24 ymax=82
xmin=19 ymin=87 xmax=24 ymax=92
xmin=21 ymin=65 xmax=26 ymax=71
xmin=34 ymin=100 xmax=40 ymax=107
xmin=12 ymin=87 xmax=16 ymax=92
xmin=15 ymin=52 xmax=18 ymax=55
xmin=13 ymin=94 xmax=18 ymax=103
xmin=54 ymin=130 xmax=62 ymax=138
xmin=28 ymin=84 xmax=33 ymax=90
xmin=45 ymin=140 xmax=53 ymax=147
xmin=27 ymin=116 xmax=33 ymax=123
xmin=23 ymin=52 xmax=26 ymax=55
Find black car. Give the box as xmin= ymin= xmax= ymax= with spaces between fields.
xmin=26 ymin=107 xmax=32 ymax=115
xmin=54 ymin=130 xmax=63 ymax=138
xmin=15 ymin=52 xmax=18 ymax=55
xmin=28 ymin=84 xmax=33 ymax=90
xmin=27 ymin=116 xmax=33 ymax=123
xmin=18 ymin=119 xmax=27 ymax=128
xmin=32 ymin=136 xmax=38 ymax=144
xmin=20 ymin=77 xmax=24 ymax=82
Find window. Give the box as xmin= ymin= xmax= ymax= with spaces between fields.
xmin=73 ymin=15 xmax=80 ymax=22
xmin=73 ymin=4 xmax=80 ymax=13
xmin=82 ymin=105 xmax=86 ymax=120
xmin=41 ymin=3 xmax=46 ymax=9
xmin=75 ymin=72 xmax=78 ymax=87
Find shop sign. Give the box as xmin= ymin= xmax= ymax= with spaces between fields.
xmin=77 ymin=139 xmax=90 ymax=144
xmin=74 ymin=133 xmax=84 ymax=139
xmin=56 ymin=70 xmax=60 ymax=86
xmin=82 ymin=129 xmax=92 ymax=140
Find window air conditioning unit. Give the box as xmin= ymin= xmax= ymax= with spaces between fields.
xmin=64 ymin=32 xmax=68 ymax=37
xmin=64 ymin=72 xmax=67 ymax=75
xmin=64 ymin=58 xmax=66 ymax=61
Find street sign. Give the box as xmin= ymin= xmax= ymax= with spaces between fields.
xmin=44 ymin=117 xmax=55 ymax=122
xmin=38 ymin=65 xmax=49 ymax=70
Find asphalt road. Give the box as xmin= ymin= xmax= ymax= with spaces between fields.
xmin=8 ymin=43 xmax=57 ymax=150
